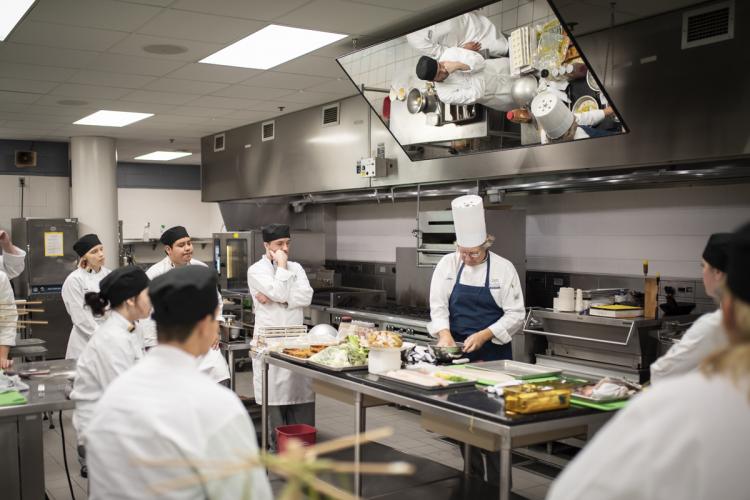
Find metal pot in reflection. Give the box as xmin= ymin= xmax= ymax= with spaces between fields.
xmin=510 ymin=75 xmax=539 ymax=107
xmin=407 ymin=88 xmax=439 ymax=114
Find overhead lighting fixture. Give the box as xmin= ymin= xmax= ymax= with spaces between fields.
xmin=74 ymin=110 xmax=153 ymax=127
xmin=134 ymin=151 xmax=192 ymax=161
xmin=200 ymin=24 xmax=347 ymax=70
xmin=0 ymin=0 xmax=35 ymax=41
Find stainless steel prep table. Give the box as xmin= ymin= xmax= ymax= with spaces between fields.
xmin=1 ymin=359 xmax=76 ymax=500
xmin=260 ymin=353 xmax=613 ymax=500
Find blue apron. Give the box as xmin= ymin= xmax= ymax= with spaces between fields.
xmin=448 ymin=255 xmax=512 ymax=362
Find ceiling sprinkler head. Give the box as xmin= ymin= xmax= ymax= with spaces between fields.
xmin=278 ymin=106 xmax=285 ymax=112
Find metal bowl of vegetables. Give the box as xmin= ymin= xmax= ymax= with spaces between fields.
xmin=429 ymin=343 xmax=465 ymax=363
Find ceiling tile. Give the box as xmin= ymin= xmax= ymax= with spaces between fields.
xmin=165 ymin=106 xmax=237 ymax=118
xmin=68 ymin=70 xmax=156 ymax=89
xmin=171 ymin=0 xmax=311 ymax=21
xmin=50 ymin=83 xmax=133 ymax=100
xmin=274 ymin=55 xmax=346 ymax=78
xmin=24 ymin=104 xmax=96 ymax=117
xmin=0 ymin=78 xmax=58 ymax=95
xmin=108 ymin=34 xmax=226 ymax=62
xmin=85 ymin=53 xmax=186 ymax=77
xmin=28 ymin=0 xmax=161 ymax=32
xmin=143 ymin=78 xmax=229 ymax=95
xmin=243 ymin=99 xmax=309 ymax=113
xmin=0 ymin=62 xmax=77 ymax=82
xmin=10 ymin=21 xmax=128 ymax=52
xmin=112 ymin=0 xmax=174 ymax=6
xmin=305 ymin=78 xmax=358 ymax=95
xmin=242 ymin=71 xmax=331 ymax=90
xmin=275 ymin=0 xmax=412 ymax=34
xmin=0 ymin=91 xmax=41 ymax=104
xmin=184 ymin=95 xmax=259 ymax=110
xmin=165 ymin=63 xmax=260 ymax=83
xmin=0 ymin=112 xmax=75 ymax=124
xmin=211 ymin=85 xmax=293 ymax=100
xmin=276 ymin=89 xmax=343 ymax=104
xmin=350 ymin=0 xmax=456 ymax=12
xmin=136 ymin=9 xmax=265 ymax=44
xmin=120 ymin=89 xmax=198 ymax=105
xmin=0 ymin=42 xmax=98 ymax=69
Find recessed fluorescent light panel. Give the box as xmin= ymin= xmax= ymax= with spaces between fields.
xmin=200 ymin=24 xmax=347 ymax=70
xmin=134 ymin=151 xmax=192 ymax=161
xmin=0 ymin=0 xmax=35 ymax=41
xmin=74 ymin=110 xmax=153 ymax=127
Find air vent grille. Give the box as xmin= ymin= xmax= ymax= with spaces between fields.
xmin=682 ymin=1 xmax=734 ymax=49
xmin=322 ymin=103 xmax=340 ymax=127
xmin=213 ymin=133 xmax=225 ymax=152
xmin=262 ymin=120 xmax=275 ymax=142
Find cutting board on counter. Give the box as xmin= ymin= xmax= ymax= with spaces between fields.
xmin=439 ymin=365 xmax=517 ymax=385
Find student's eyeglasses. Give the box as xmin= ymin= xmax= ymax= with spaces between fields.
xmin=458 ymin=250 xmax=482 ymax=258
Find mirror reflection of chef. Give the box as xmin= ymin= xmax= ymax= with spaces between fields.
xmin=248 ymin=224 xmax=315 ymax=451
xmin=429 ymin=195 xmax=525 ymax=358
xmin=416 ymin=49 xmax=515 ymax=111
xmin=531 ymin=91 xmax=617 ymax=143
xmin=406 ymin=11 xmax=508 ymax=59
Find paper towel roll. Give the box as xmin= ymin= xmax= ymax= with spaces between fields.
xmin=451 ymin=195 xmax=487 ymax=248
xmin=558 ymin=287 xmax=575 ymax=312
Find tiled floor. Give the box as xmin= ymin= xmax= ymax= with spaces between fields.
xmin=43 ymin=370 xmax=551 ymax=499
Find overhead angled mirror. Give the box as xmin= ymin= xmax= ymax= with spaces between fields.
xmin=337 ymin=0 xmax=627 ymax=161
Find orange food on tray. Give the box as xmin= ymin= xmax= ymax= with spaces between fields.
xmin=282 ymin=347 xmax=313 ymax=359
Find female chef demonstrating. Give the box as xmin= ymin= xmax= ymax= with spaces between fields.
xmin=428 ymin=195 xmax=526 ymax=483
xmin=63 ymin=234 xmax=111 ymax=359
xmin=70 ymin=266 xmax=150 ymax=477
xmin=548 ymin=223 xmax=750 ymax=500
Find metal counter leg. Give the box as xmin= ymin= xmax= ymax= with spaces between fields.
xmin=463 ymin=442 xmax=472 ymax=477
xmin=354 ymin=392 xmax=363 ymax=496
xmin=228 ymin=350 xmax=236 ymax=391
xmin=261 ymin=357 xmax=269 ymax=452
xmin=499 ymin=441 xmax=512 ymax=500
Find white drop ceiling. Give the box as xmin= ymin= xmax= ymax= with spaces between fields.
xmin=0 ymin=0 xmax=701 ymax=165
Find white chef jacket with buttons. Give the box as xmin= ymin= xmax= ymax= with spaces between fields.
xmin=85 ymin=345 xmax=272 ymax=500
xmin=62 ymin=266 xmax=112 ymax=360
xmin=406 ymin=11 xmax=508 ymax=59
xmin=434 ymin=47 xmax=514 ymax=111
xmin=70 ymin=311 xmax=145 ymax=443
xmin=248 ymin=255 xmax=314 ymax=406
xmin=650 ymin=309 xmax=726 ymax=383
xmin=428 ymin=251 xmax=525 ymax=345
xmin=547 ymin=372 xmax=750 ymax=500
xmin=0 ymin=248 xmax=26 ymax=348
xmin=141 ymin=256 xmax=230 ymax=383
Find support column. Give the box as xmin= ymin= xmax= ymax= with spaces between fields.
xmin=70 ymin=137 xmax=119 ymax=269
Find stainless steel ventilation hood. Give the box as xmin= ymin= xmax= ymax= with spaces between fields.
xmin=201 ymin=1 xmax=750 ymax=203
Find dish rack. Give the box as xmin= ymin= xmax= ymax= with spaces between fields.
xmin=508 ymin=26 xmax=535 ymax=76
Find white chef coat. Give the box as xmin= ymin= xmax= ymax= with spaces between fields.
xmin=428 ymin=251 xmax=525 ymax=345
xmin=406 ymin=11 xmax=508 ymax=59
xmin=540 ymin=109 xmax=606 ymax=144
xmin=70 ymin=311 xmax=145 ymax=443
xmin=62 ymin=266 xmax=112 ymax=360
xmin=85 ymin=345 xmax=272 ymax=500
xmin=650 ymin=309 xmax=727 ymax=383
xmin=0 ymin=248 xmax=26 ymax=348
xmin=547 ymin=371 xmax=750 ymax=500
xmin=434 ymin=47 xmax=514 ymax=111
xmin=248 ymin=255 xmax=314 ymax=406
xmin=141 ymin=256 xmax=230 ymax=383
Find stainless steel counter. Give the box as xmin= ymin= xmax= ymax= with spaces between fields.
xmin=260 ymin=354 xmax=612 ymax=500
xmin=1 ymin=359 xmax=76 ymax=500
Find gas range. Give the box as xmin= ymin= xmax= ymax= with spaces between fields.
xmin=325 ymin=304 xmax=433 ymax=343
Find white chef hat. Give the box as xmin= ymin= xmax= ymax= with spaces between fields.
xmin=451 ymin=195 xmax=486 ymax=248
xmin=531 ymin=91 xmax=575 ymax=140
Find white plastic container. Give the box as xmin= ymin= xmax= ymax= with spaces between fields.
xmin=368 ymin=347 xmax=401 ymax=374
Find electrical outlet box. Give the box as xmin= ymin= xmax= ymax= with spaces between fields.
xmin=356 ymin=157 xmax=393 ymax=177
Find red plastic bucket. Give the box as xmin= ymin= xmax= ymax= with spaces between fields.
xmin=275 ymin=424 xmax=317 ymax=452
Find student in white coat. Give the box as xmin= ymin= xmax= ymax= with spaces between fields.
xmin=0 ymin=229 xmax=26 ymax=369
xmin=416 ymin=48 xmax=515 ymax=111
xmin=141 ymin=226 xmax=230 ymax=384
xmin=650 ymin=233 xmax=733 ymax=382
xmin=406 ymin=10 xmax=508 ymax=59
xmin=428 ymin=195 xmax=525 ymax=483
xmin=70 ymin=266 xmax=150 ymax=478
xmin=62 ymin=234 xmax=111 ymax=359
xmin=248 ymin=224 xmax=314 ymax=450
xmin=85 ymin=266 xmax=272 ymax=500
xmin=548 ymin=222 xmax=750 ymax=500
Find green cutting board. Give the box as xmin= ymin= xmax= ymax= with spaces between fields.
xmin=0 ymin=390 xmax=28 ymax=407
xmin=570 ymin=397 xmax=628 ymax=411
